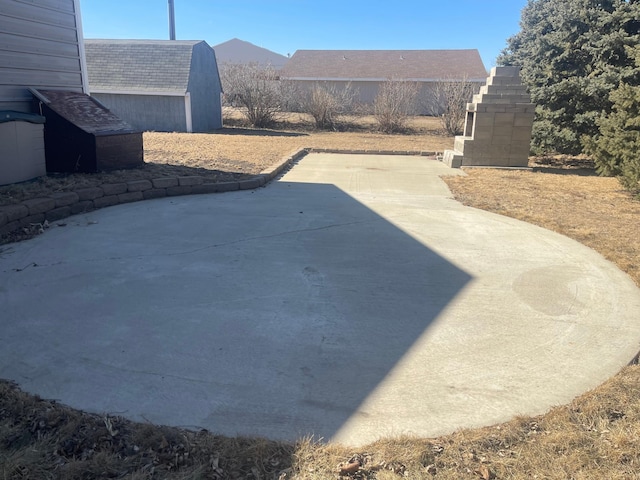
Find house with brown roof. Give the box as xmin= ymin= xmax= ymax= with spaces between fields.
xmin=280 ymin=49 xmax=487 ymax=114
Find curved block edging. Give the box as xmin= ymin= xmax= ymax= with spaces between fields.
xmin=0 ymin=148 xmax=433 ymax=239
xmin=309 ymin=148 xmax=436 ymax=157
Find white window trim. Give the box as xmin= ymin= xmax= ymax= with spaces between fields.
xmin=184 ymin=92 xmax=193 ymax=133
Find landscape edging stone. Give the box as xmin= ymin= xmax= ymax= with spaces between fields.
xmin=0 ymin=148 xmax=431 ymax=240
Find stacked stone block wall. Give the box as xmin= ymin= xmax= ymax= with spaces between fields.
xmin=0 ymin=149 xmax=312 ymax=239
xmin=443 ymin=66 xmax=535 ymax=168
xmin=0 ymin=148 xmax=438 ymax=241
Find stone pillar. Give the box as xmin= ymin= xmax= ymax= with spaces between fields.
xmin=443 ymin=66 xmax=535 ymax=168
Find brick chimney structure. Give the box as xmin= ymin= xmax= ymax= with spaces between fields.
xmin=443 ymin=66 xmax=534 ymax=168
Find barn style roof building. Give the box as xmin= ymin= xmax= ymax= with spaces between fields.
xmin=85 ymin=39 xmax=223 ymax=133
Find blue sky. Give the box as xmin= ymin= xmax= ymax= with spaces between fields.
xmin=80 ymin=0 xmax=528 ymax=68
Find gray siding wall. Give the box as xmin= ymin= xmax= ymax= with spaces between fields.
xmin=187 ymin=42 xmax=223 ymax=132
xmin=91 ymin=93 xmax=186 ymax=132
xmin=290 ymin=80 xmax=379 ymax=109
xmin=0 ymin=0 xmax=85 ymax=112
xmin=290 ymin=80 xmax=422 ymax=113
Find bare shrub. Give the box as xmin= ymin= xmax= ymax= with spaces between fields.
xmin=219 ymin=63 xmax=291 ymax=128
xmin=373 ymin=79 xmax=419 ymax=133
xmin=424 ymin=76 xmax=479 ymax=135
xmin=300 ymin=82 xmax=357 ymax=130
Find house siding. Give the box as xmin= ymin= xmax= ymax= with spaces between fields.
xmin=91 ymin=93 xmax=187 ymax=132
xmin=0 ymin=0 xmax=85 ymax=112
xmin=186 ymin=42 xmax=223 ymax=132
xmin=282 ymin=49 xmax=487 ymax=115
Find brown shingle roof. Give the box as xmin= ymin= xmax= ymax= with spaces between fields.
xmin=31 ymin=89 xmax=137 ymax=135
xmin=280 ymin=49 xmax=487 ymax=81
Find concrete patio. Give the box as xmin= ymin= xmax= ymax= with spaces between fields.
xmin=1 ymin=153 xmax=639 ymax=446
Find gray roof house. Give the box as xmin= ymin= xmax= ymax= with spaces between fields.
xmin=85 ymin=39 xmax=223 ymax=133
xmin=280 ymin=49 xmax=488 ymax=114
xmin=213 ymin=38 xmax=289 ymax=69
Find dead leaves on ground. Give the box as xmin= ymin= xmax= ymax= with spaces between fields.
xmin=336 ymin=453 xmax=407 ymax=478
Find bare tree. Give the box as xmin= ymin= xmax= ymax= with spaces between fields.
xmin=373 ymin=79 xmax=419 ymax=133
xmin=423 ymin=76 xmax=479 ymax=135
xmin=299 ymin=82 xmax=358 ymax=130
xmin=219 ymin=63 xmax=290 ymax=128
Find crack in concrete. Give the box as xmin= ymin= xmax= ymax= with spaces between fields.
xmin=150 ymin=218 xmax=379 ymax=258
xmin=2 ymin=219 xmax=379 ymax=271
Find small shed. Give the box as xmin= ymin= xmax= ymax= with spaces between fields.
xmin=84 ymin=39 xmax=223 ymax=133
xmin=31 ymin=89 xmax=143 ymax=173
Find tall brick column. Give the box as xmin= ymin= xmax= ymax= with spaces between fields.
xmin=443 ymin=66 xmax=535 ymax=168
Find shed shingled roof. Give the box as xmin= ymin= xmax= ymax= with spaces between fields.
xmin=280 ymin=49 xmax=488 ymax=81
xmin=84 ymin=39 xmax=203 ymax=93
xmin=31 ymin=89 xmax=137 ymax=135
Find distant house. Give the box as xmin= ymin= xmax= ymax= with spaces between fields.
xmin=279 ymin=49 xmax=488 ymax=114
xmin=85 ymin=39 xmax=223 ymax=133
xmin=213 ymin=38 xmax=289 ymax=69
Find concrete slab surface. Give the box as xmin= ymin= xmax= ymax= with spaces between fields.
xmin=1 ymin=153 xmax=640 ymax=446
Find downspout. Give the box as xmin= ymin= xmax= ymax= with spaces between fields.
xmin=184 ymin=92 xmax=193 ymax=133
xmin=73 ymin=0 xmax=90 ymax=94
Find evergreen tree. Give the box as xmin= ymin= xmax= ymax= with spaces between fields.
xmin=585 ymin=47 xmax=640 ymax=194
xmin=499 ymin=0 xmax=640 ymax=155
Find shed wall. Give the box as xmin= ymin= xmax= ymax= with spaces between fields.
xmin=187 ymin=42 xmax=223 ymax=131
xmin=0 ymin=0 xmax=85 ymax=112
xmin=91 ymin=93 xmax=187 ymax=132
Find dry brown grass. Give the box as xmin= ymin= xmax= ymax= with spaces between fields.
xmin=4 ymin=367 xmax=640 ymax=478
xmin=0 ymin=113 xmax=449 ymax=206
xmin=2 ymin=113 xmax=640 ymax=478
xmin=145 ymin=112 xmax=451 ymax=171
